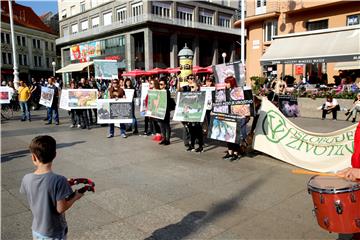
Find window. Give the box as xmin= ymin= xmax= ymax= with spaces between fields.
xmin=151 ymin=2 xmax=171 ymax=18
xmin=34 ymin=56 xmax=38 ymax=67
xmin=46 ymin=57 xmax=50 ymax=68
xmin=199 ymin=9 xmax=213 ymax=25
xmin=2 ymin=52 xmax=7 ymax=64
xmin=103 ymin=12 xmax=112 ymax=26
xmin=81 ymin=20 xmax=88 ymax=31
xmin=7 ymin=53 xmax=12 ymax=64
xmin=91 ymin=0 xmax=97 ymax=8
xmin=2 ymin=33 xmax=10 ymax=44
xmin=132 ymin=2 xmax=143 ymax=17
xmin=70 ymin=5 xmax=76 ymax=16
xmin=18 ymin=54 xmax=23 ymax=65
xmin=39 ymin=56 xmax=42 ymax=67
xmin=116 ymin=8 xmax=127 ymax=22
xmin=1 ymin=33 xmax=4 ymax=43
xmin=176 ymin=6 xmax=193 ymax=23
xmin=256 ymin=0 xmax=266 ymax=15
xmin=347 ymin=14 xmax=359 ymax=26
xmin=219 ymin=15 xmax=230 ymax=27
xmin=71 ymin=24 xmax=78 ymax=34
xmin=22 ymin=36 xmax=26 ymax=46
xmin=33 ymin=39 xmax=36 ymax=48
xmin=61 ymin=9 xmax=67 ymax=18
xmin=264 ymin=20 xmax=278 ymax=42
xmin=23 ymin=55 xmax=27 ymax=65
xmin=306 ymin=19 xmax=328 ymax=31
xmin=51 ymin=43 xmax=54 ymax=51
xmin=80 ymin=1 xmax=86 ymax=13
xmin=63 ymin=26 xmax=69 ymax=36
xmin=37 ymin=40 xmax=41 ymax=48
xmin=45 ymin=42 xmax=48 ymax=50
xmin=92 ymin=16 xmax=99 ymax=27
xmin=17 ymin=36 xmax=21 ymax=46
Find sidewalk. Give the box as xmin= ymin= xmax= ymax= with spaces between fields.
xmin=1 ymin=109 xmax=355 ymax=239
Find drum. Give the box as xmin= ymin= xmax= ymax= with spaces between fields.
xmin=308 ymin=175 xmax=360 ymax=234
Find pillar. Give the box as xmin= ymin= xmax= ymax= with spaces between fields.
xmin=170 ymin=33 xmax=178 ymax=68
xmin=192 ymin=36 xmax=199 ymax=66
xmin=144 ymin=28 xmax=153 ymax=70
xmin=126 ymin=33 xmax=135 ymax=70
xmin=212 ymin=39 xmax=218 ymax=65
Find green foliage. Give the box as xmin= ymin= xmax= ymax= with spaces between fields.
xmin=250 ymin=76 xmax=267 ymax=95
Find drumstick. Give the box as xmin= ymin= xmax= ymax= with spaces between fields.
xmin=292 ymin=169 xmax=339 ymax=177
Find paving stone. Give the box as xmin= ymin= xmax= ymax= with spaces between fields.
xmin=1 ymin=189 xmax=29 ymax=217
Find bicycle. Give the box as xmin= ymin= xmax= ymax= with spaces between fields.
xmin=1 ymin=100 xmax=20 ymax=120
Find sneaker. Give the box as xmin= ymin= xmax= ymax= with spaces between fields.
xmin=159 ymin=140 xmax=166 ymax=145
xmin=133 ymin=130 xmax=139 ymax=135
xmin=70 ymin=124 xmax=75 ymax=128
xmin=230 ymin=155 xmax=239 ymax=162
xmin=77 ymin=124 xmax=81 ymax=128
xmin=107 ymin=134 xmax=114 ymax=138
xmin=55 ymin=122 xmax=60 ymax=125
xmin=21 ymin=119 xmax=26 ymax=122
xmin=195 ymin=147 xmax=204 ymax=153
xmin=121 ymin=134 xmax=127 ymax=138
xmin=186 ymin=146 xmax=194 ymax=152
xmin=164 ymin=140 xmax=170 ymax=146
xmin=333 ymin=119 xmax=337 ymax=121
xmin=222 ymin=153 xmax=231 ymax=159
xmin=45 ymin=122 xmax=52 ymax=125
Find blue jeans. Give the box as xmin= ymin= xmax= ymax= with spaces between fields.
xmin=109 ymin=123 xmax=126 ymax=135
xmin=19 ymin=101 xmax=30 ymax=120
xmin=32 ymin=229 xmax=67 ymax=240
xmin=47 ymin=107 xmax=59 ymax=123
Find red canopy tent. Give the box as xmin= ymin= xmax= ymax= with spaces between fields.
xmin=192 ymin=65 xmax=213 ymax=74
xmin=122 ymin=69 xmax=149 ymax=77
xmin=147 ymin=67 xmax=168 ymax=75
xmin=166 ymin=67 xmax=181 ymax=74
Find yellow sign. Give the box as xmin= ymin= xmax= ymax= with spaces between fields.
xmin=179 ymin=58 xmax=193 ymax=87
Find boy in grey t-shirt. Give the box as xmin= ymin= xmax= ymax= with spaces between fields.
xmin=20 ymin=135 xmax=83 ymax=239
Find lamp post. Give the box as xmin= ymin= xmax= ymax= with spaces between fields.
xmin=221 ymin=52 xmax=227 ymax=65
xmin=52 ymin=61 xmax=56 ymax=76
xmin=8 ymin=0 xmax=19 ymax=89
xmin=86 ymin=56 xmax=90 ymax=79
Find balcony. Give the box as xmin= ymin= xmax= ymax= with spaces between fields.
xmin=56 ymin=13 xmax=240 ymax=46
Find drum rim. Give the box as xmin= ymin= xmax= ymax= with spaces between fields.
xmin=307 ymin=175 xmax=360 ymax=193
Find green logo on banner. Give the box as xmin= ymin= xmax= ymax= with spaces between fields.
xmin=262 ymin=110 xmax=289 ymax=143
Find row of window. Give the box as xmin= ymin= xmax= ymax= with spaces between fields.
xmin=2 ymin=52 xmax=54 ymax=68
xmin=1 ymin=33 xmax=55 ymax=51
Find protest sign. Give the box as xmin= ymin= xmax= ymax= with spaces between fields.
xmin=207 ymin=115 xmax=244 ymax=144
xmin=124 ymin=89 xmax=135 ymax=100
xmin=94 ymin=60 xmax=118 ymax=80
xmin=278 ymin=95 xmax=300 ymax=117
xmin=140 ymin=83 xmax=149 ymax=114
xmin=97 ymin=99 xmax=133 ymax=124
xmin=0 ymin=87 xmax=12 ymax=104
xmin=39 ymin=87 xmax=54 ymax=107
xmin=200 ymin=86 xmax=215 ymax=110
xmin=213 ymin=61 xmax=245 ymax=86
xmin=59 ymin=89 xmax=70 ymax=110
xmin=67 ymin=89 xmax=98 ymax=109
xmin=253 ymin=98 xmax=355 ymax=172
xmin=146 ymin=90 xmax=167 ymax=120
xmin=173 ymin=91 xmax=206 ymax=122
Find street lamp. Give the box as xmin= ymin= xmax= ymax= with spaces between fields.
xmin=221 ymin=52 xmax=227 ymax=65
xmin=52 ymin=61 xmax=56 ymax=76
xmin=86 ymin=56 xmax=90 ymax=79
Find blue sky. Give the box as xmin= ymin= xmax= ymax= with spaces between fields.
xmin=17 ymin=0 xmax=58 ymax=16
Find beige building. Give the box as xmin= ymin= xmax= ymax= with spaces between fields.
xmin=234 ymin=0 xmax=360 ymax=85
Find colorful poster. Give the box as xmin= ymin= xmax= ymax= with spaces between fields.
xmin=140 ymin=83 xmax=149 ymax=114
xmin=179 ymin=58 xmax=193 ymax=87
xmin=213 ymin=61 xmax=245 ymax=86
xmin=67 ymin=89 xmax=98 ymax=109
xmin=253 ymin=98 xmax=355 ymax=172
xmin=146 ymin=90 xmax=167 ymax=120
xmin=212 ymin=85 xmax=254 ymax=118
xmin=70 ymin=41 xmax=100 ymax=61
xmin=208 ymin=115 xmax=243 ymax=144
xmin=200 ymin=86 xmax=215 ymax=110
xmin=0 ymin=87 xmax=12 ymax=104
xmin=39 ymin=87 xmax=54 ymax=108
xmin=59 ymin=89 xmax=70 ymax=110
xmin=97 ymin=99 xmax=133 ymax=124
xmin=94 ymin=60 xmax=118 ymax=80
xmin=278 ymin=95 xmax=300 ymax=117
xmin=70 ymin=45 xmax=81 ymax=61
xmin=173 ymin=92 xmax=206 ymax=122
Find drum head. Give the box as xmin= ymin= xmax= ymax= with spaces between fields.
xmin=308 ymin=175 xmax=360 ymax=193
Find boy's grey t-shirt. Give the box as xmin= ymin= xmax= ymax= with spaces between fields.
xmin=20 ymin=172 xmax=73 ymax=237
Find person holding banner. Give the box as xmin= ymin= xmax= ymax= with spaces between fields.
xmin=124 ymin=78 xmax=139 ymax=134
xmin=158 ymin=78 xmax=172 ymax=145
xmin=107 ymin=79 xmax=127 ymax=138
xmin=45 ymin=77 xmax=60 ymax=125
xmin=18 ymin=80 xmax=32 ymax=122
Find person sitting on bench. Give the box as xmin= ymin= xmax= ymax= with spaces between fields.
xmin=322 ymin=95 xmax=340 ymax=120
xmin=345 ymin=92 xmax=360 ymax=123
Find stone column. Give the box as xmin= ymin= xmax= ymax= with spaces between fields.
xmin=126 ymin=33 xmax=135 ymax=70
xmin=212 ymin=38 xmax=218 ymax=65
xmin=230 ymin=42 xmax=235 ymax=62
xmin=144 ymin=28 xmax=153 ymax=70
xmin=192 ymin=36 xmax=199 ymax=66
xmin=170 ymin=33 xmax=178 ymax=68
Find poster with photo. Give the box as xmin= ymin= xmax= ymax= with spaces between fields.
xmin=173 ymin=91 xmax=206 ymax=122
xmin=278 ymin=95 xmax=300 ymax=117
xmin=0 ymin=87 xmax=12 ymax=104
xmin=213 ymin=61 xmax=245 ymax=86
xmin=200 ymin=86 xmax=215 ymax=110
xmin=59 ymin=89 xmax=70 ymax=110
xmin=124 ymin=89 xmax=135 ymax=101
xmin=39 ymin=87 xmax=54 ymax=107
xmin=97 ymin=99 xmax=133 ymax=124
xmin=94 ymin=60 xmax=118 ymax=80
xmin=67 ymin=89 xmax=98 ymax=109
xmin=146 ymin=90 xmax=167 ymax=120
xmin=140 ymin=83 xmax=149 ymax=113
xmin=207 ymin=115 xmax=243 ymax=144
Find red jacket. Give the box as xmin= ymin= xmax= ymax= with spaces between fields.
xmin=352 ymin=122 xmax=360 ymax=168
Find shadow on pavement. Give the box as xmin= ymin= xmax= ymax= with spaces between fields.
xmin=1 ymin=141 xmax=86 ymax=163
xmin=144 ymin=173 xmax=270 ymax=240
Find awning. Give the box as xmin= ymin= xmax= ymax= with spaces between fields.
xmin=260 ymin=26 xmax=360 ymax=65
xmin=334 ymin=61 xmax=360 ymax=71
xmin=56 ymin=62 xmax=93 ymax=73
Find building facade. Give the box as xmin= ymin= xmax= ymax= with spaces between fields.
xmin=56 ymin=0 xmax=242 ymax=82
xmin=1 ymin=2 xmax=58 ymax=82
xmin=234 ymin=0 xmax=360 ymax=84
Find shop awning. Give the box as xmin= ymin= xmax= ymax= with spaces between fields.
xmin=260 ymin=26 xmax=360 ymax=65
xmin=56 ymin=62 xmax=93 ymax=73
xmin=334 ymin=61 xmax=360 ymax=71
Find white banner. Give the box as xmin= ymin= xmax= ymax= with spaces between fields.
xmin=59 ymin=90 xmax=70 ymax=110
xmin=253 ymin=98 xmax=356 ymax=172
xmin=0 ymin=87 xmax=12 ymax=104
xmin=39 ymin=87 xmax=54 ymax=108
xmin=97 ymin=99 xmax=133 ymax=124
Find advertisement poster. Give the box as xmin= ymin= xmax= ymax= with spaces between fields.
xmin=213 ymin=61 xmax=245 ymax=86
xmin=0 ymin=87 xmax=12 ymax=104
xmin=212 ymin=85 xmax=254 ymax=118
xmin=179 ymin=58 xmax=193 ymax=87
xmin=39 ymin=87 xmax=54 ymax=108
xmin=173 ymin=91 xmax=206 ymax=122
xmin=59 ymin=89 xmax=70 ymax=110
xmin=70 ymin=41 xmax=101 ymax=61
xmin=97 ymin=99 xmax=133 ymax=124
xmin=140 ymin=83 xmax=149 ymax=113
xmin=207 ymin=115 xmax=243 ymax=144
xmin=253 ymin=99 xmax=355 ymax=172
xmin=146 ymin=90 xmax=167 ymax=120
xmin=200 ymin=86 xmax=215 ymax=110
xmin=94 ymin=60 xmax=118 ymax=80
xmin=67 ymin=89 xmax=98 ymax=109
xmin=278 ymin=95 xmax=300 ymax=117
